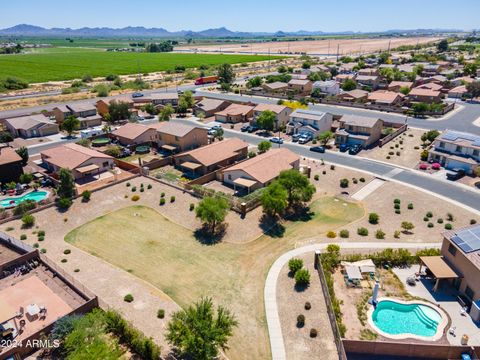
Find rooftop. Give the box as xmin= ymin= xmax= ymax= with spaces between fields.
xmin=253 ymin=103 xmax=288 ymax=114
xmin=409 ymin=88 xmax=441 ymax=97
xmin=437 ymin=130 xmax=480 ymax=148
xmin=263 ymin=81 xmax=288 ymax=90
xmin=368 ymin=90 xmax=404 ymax=104
xmin=41 ymin=143 xmax=112 ymax=170
xmin=4 ymin=114 xmax=52 ymax=130
xmin=152 ymin=122 xmax=205 ymax=137
xmin=215 ymin=103 xmax=254 ymax=117
xmin=340 ymin=114 xmax=382 ymax=128
xmin=0 ymin=147 xmax=22 ymax=166
xmin=195 ymin=98 xmax=229 ymax=111
xmin=288 ymin=79 xmax=311 ymax=86
xmin=67 ymin=102 xmax=96 ymax=113
xmin=445 ymin=225 xmax=480 ymax=270
xmin=112 ymin=122 xmax=154 ymax=140
xmin=177 ymin=138 xmax=248 ymax=167
xmin=290 ymin=109 xmax=330 ymax=122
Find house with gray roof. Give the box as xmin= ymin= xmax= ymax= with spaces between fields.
xmin=287 ymin=109 xmax=333 ymax=137
xmin=2 ymin=114 xmax=59 ymax=138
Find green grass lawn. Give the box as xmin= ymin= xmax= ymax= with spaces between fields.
xmin=65 ymin=197 xmax=363 ymax=360
xmin=0 ymin=50 xmax=282 ymax=83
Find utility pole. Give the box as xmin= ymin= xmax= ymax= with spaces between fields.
xmin=387 ymin=40 xmax=391 ymax=54
xmin=336 ymin=44 xmax=340 ymax=62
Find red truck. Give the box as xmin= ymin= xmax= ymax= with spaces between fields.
xmin=194 ymin=76 xmax=219 ymax=85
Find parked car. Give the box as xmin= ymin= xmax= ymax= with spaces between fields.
xmin=446 ymin=168 xmax=465 ymax=181
xmin=292 ymin=133 xmax=302 ymax=142
xmin=298 ymin=134 xmax=313 ymax=144
xmin=240 ymin=124 xmax=250 ymax=132
xmin=348 ymin=144 xmax=362 ymax=155
xmin=211 ymin=125 xmax=222 ymax=131
xmin=270 ymin=137 xmax=284 ymax=144
xmin=310 ymin=146 xmax=326 ymax=153
xmin=339 ymin=144 xmax=350 ymax=152
xmin=132 ymin=92 xmax=144 ymax=98
xmin=247 ymin=125 xmax=259 ymax=133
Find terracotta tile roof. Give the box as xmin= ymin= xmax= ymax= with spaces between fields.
xmin=416 ymin=83 xmax=443 ymax=91
xmin=340 ymin=114 xmax=382 ymax=128
xmin=448 ymin=85 xmax=468 ymax=94
xmin=339 ymin=89 xmax=368 ymax=99
xmin=215 ymin=103 xmax=254 ymax=117
xmin=263 ymin=81 xmax=288 ymax=90
xmin=151 ymin=122 xmax=205 ymax=137
xmin=253 ymin=103 xmax=288 ymax=114
xmin=177 ymin=138 xmax=248 ymax=167
xmin=223 ymin=148 xmax=299 ymax=184
xmin=112 ymin=123 xmax=155 ymax=140
xmin=409 ymin=88 xmax=441 ymax=97
xmin=288 ymin=79 xmax=311 ymax=86
xmin=41 ymin=143 xmax=112 ymax=170
xmin=67 ymin=103 xmax=96 ymax=113
xmin=368 ymin=90 xmax=404 ymax=104
xmin=4 ymin=114 xmax=52 ymax=131
xmin=388 ymin=81 xmax=413 ymax=89
xmin=0 ymin=147 xmax=22 ymax=166
xmin=195 ymin=98 xmax=229 ymax=112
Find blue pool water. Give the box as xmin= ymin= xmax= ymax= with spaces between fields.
xmin=372 ymin=300 xmax=442 ymax=337
xmin=0 ymin=191 xmax=48 ymax=208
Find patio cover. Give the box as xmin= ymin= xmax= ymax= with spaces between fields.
xmin=341 ymin=259 xmax=376 ymax=273
xmin=420 ymin=256 xmax=459 ymax=279
xmin=161 ymin=144 xmax=177 ymax=152
xmin=180 ymin=161 xmax=201 ymax=170
xmin=233 ymin=177 xmax=258 ymax=188
xmin=345 ymin=265 xmax=362 ymax=280
xmin=76 ymin=164 xmax=99 ymax=174
xmin=0 ymin=299 xmax=15 ymax=323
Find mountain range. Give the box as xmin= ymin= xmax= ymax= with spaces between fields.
xmin=0 ymin=24 xmax=464 ymax=38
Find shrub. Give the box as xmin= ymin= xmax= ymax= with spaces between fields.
xmin=295 ymin=269 xmax=311 ymax=286
xmin=38 ymin=235 xmax=45 ymax=241
xmin=394 ymin=230 xmax=401 ymax=239
xmin=81 ymin=190 xmax=91 ymax=202
xmin=131 ymin=195 xmax=140 ymax=201
xmin=395 ymin=209 xmax=401 ymax=214
xmin=160 ymin=198 xmax=166 ymax=205
xmin=40 ymin=248 xmax=46 ymax=254
xmin=314 ymin=174 xmax=319 ymax=181
xmin=13 ymin=200 xmax=36 ymax=215
xmin=157 ymin=309 xmax=165 ymax=319
xmin=352 ymin=178 xmax=358 ymax=184
xmin=189 ymin=203 xmax=195 ymax=211
xmin=386 ymin=156 xmax=391 ymax=159
xmin=57 ymin=197 xmax=72 ymax=209
xmin=368 ymin=213 xmax=379 ymax=224
xmin=394 ymin=199 xmax=401 ymax=204
xmin=428 ymin=222 xmax=434 ymax=228
xmin=124 ymin=294 xmax=134 ymax=302
xmin=394 ymin=203 xmax=400 ymax=210
xmin=375 ymin=229 xmax=385 ymax=239
xmin=21 ymin=214 xmax=35 ymax=228
xmin=147 ymin=184 xmax=152 ymax=189
xmin=471 ymin=219 xmax=477 ymax=225
xmin=61 ymin=258 xmax=67 ymax=263
xmin=310 ymin=328 xmax=318 ymax=338
xmin=74 ymin=268 xmax=80 ymax=272
xmin=305 ymin=302 xmax=311 ymax=310
xmin=446 ymin=212 xmax=454 ymax=221
xmin=330 ymin=165 xmax=335 ymax=170
xmin=64 ymin=249 xmax=71 ymax=254
xmin=170 ymin=196 xmax=175 ymax=203
xmin=445 ymin=223 xmax=453 ymax=230
xmin=359 ymin=177 xmax=365 ymax=182
xmin=423 ymin=217 xmax=429 ymax=221
xmin=357 ymin=227 xmax=369 ymax=236
xmin=20 ymin=234 xmax=27 ymax=240
xmin=339 ymin=229 xmax=349 ymax=238
xmin=407 ymin=203 xmax=413 ymax=210
xmin=426 ymin=211 xmax=433 ymax=218
xmin=326 ymin=231 xmax=336 ymax=238
xmin=126 ymin=182 xmax=131 ymax=187
xmin=288 ymin=258 xmax=304 ymax=274
xmin=33 ymin=243 xmax=39 ymax=248
xmin=340 ymin=178 xmax=349 ymax=188
xmin=297 ymin=314 xmax=305 ymax=327
xmin=38 ymin=230 xmax=45 ymax=237
xmin=131 ymin=186 xmax=137 ymax=192
xmin=322 ymin=170 xmax=326 ymax=175
xmin=437 ymin=218 xmax=444 ymax=224
xmin=140 ymin=187 xmax=144 ymax=192
xmin=161 ymin=192 xmax=165 ymax=198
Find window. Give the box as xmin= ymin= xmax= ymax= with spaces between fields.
xmin=228 ymin=175 xmax=232 ymax=180
xmin=465 ymin=286 xmax=475 ymax=300
xmin=455 ymin=145 xmax=463 ymax=153
xmin=473 ymin=149 xmax=479 ymax=157
xmin=102 ymin=161 xmax=109 ymax=167
xmin=448 ymin=244 xmax=457 ymax=256
xmin=439 ymin=141 xmax=445 ymax=148
xmin=175 ymin=136 xmax=179 ymax=141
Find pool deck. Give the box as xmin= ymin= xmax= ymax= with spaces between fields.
xmin=0 ymin=189 xmax=50 ymax=209
xmin=394 ymin=266 xmax=480 ymax=346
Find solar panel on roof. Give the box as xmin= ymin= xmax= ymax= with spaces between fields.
xmin=441 ymin=131 xmax=480 ymax=146
xmin=452 ymin=227 xmax=480 ymax=253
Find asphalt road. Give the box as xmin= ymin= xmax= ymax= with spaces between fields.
xmin=194 ymin=91 xmax=480 ymax=133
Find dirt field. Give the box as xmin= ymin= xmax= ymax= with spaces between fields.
xmin=176 ymin=37 xmax=441 ymax=56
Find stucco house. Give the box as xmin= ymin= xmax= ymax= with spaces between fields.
xmin=287 ymin=79 xmax=313 ymax=95
xmin=251 ymin=104 xmax=292 ymax=130
xmin=151 ymin=122 xmax=208 ymax=153
xmin=286 ymin=109 xmax=333 ymax=137
xmin=0 ymin=146 xmax=23 ymax=183
xmin=335 ymin=115 xmax=384 ymax=148
xmin=2 ymin=114 xmax=59 ymax=138
xmin=214 ymin=104 xmax=254 ymax=123
xmin=111 ymin=123 xmax=158 ymax=146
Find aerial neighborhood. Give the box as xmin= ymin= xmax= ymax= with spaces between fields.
xmin=0 ymin=3 xmax=480 ymax=360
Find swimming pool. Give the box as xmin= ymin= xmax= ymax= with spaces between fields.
xmin=0 ymin=191 xmax=49 ymax=208
xmin=369 ymin=299 xmax=447 ymax=340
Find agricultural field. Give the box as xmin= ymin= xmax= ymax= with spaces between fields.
xmin=0 ymin=49 xmax=282 ymax=83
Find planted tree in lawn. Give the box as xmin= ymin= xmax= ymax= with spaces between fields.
xmin=261 ymin=181 xmax=288 ymax=218
xmin=166 ymin=297 xmax=237 ymax=360
xmin=401 ymin=221 xmax=415 ymax=234
xmin=15 ymin=146 xmax=29 ymax=165
xmin=195 ymin=196 xmax=229 ymax=235
xmin=277 ymin=169 xmax=316 ymax=209
xmin=256 ymin=110 xmax=276 ymax=132
xmin=61 ymin=115 xmax=80 ymax=137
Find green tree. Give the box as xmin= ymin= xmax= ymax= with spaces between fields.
xmin=195 ymin=196 xmax=229 ymax=235
xmin=261 ymin=181 xmax=288 ymax=217
xmin=368 ymin=212 xmax=380 ymax=224
xmin=317 ymin=130 xmax=333 ymax=146
xmin=58 ymin=168 xmax=75 ymax=199
xmin=257 ymin=140 xmax=272 ymax=153
xmin=256 ymin=110 xmax=276 ymax=131
xmin=341 ymin=78 xmax=357 ymax=91
xmin=277 ymin=169 xmax=316 ymax=208
xmin=217 ymin=63 xmax=235 ymax=87
xmin=142 ymin=103 xmax=158 ymax=115
xmin=466 ymin=81 xmax=480 ymax=99
xmin=437 ymin=39 xmax=449 ymax=52
xmin=15 ymin=146 xmax=29 ymax=165
xmin=464 ymin=64 xmax=478 ymax=77
xmin=158 ymin=104 xmax=174 ymax=121
xmin=247 ymin=76 xmax=263 ymax=88
xmin=107 ymin=101 xmax=131 ymax=123
xmin=288 ymin=258 xmax=304 ymax=274
xmin=421 ymin=130 xmax=440 ymax=144
xmin=0 ymin=131 xmax=14 ymax=143
xmin=294 ymin=268 xmax=311 ymax=286
xmin=166 ymin=297 xmax=237 ymax=360
xmin=180 ymin=90 xmax=195 ymax=109
xmin=401 ymin=221 xmax=415 ymax=233
xmin=411 ymin=102 xmax=429 ymax=116
xmin=399 ymin=86 xmax=410 ymax=95
xmin=61 ymin=115 xmax=80 ymax=137
xmin=176 ymin=98 xmax=188 ymax=115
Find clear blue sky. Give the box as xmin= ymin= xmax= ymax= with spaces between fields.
xmin=2 ymin=0 xmax=479 ymax=32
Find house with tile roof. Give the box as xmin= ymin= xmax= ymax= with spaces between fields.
xmin=335 ymin=115 xmax=384 ymax=148
xmin=0 ymin=146 xmax=23 ymax=183
xmin=2 ymin=115 xmax=59 ymax=138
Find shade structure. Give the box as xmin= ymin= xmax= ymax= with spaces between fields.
xmin=420 ymin=256 xmax=459 ymax=279
xmin=76 ymin=164 xmax=99 ymax=174
xmin=180 ymin=161 xmax=201 ymax=170
xmin=233 ymin=177 xmax=258 ymax=188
